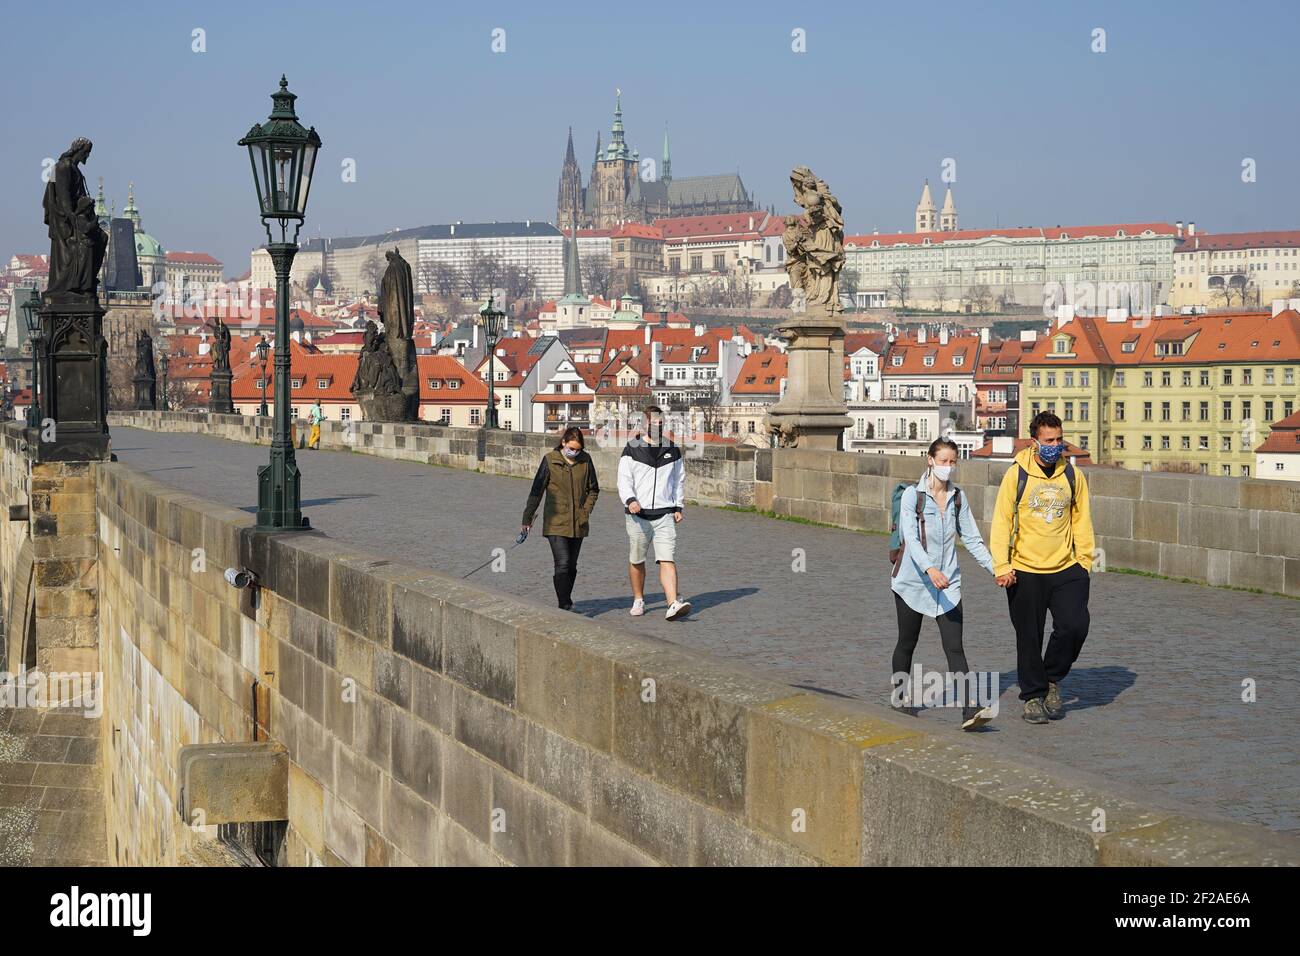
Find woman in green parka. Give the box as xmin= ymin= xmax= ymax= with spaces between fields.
xmin=521 ymin=427 xmax=600 ymax=610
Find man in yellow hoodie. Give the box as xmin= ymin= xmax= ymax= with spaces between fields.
xmin=989 ymin=411 xmax=1096 ymax=725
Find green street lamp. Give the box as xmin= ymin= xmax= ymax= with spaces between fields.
xmin=20 ymin=294 xmax=41 ymax=428
xmin=479 ymin=293 xmax=505 ymax=429
xmin=239 ymin=75 xmax=321 ymax=532
xmin=255 ymin=336 xmax=270 ymax=417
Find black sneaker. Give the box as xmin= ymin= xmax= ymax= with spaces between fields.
xmin=961 ymin=705 xmax=994 ymax=731
xmin=1044 ymin=682 xmax=1064 ymax=720
xmin=1022 ymin=698 xmax=1050 ymax=724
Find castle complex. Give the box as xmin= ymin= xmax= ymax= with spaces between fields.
xmin=557 ymin=93 xmax=757 ymax=232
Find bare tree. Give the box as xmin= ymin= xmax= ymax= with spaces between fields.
xmin=968 ymin=283 xmax=994 ymax=315
xmin=463 ymin=243 xmax=495 ymax=300
xmin=838 ymin=266 xmax=859 ymax=307
xmin=768 ymin=284 xmax=793 ymax=309
xmin=889 ymin=268 xmax=911 ymax=310
xmin=932 ymin=278 xmax=948 ymax=312
xmin=359 ymin=253 xmax=383 ymax=294
xmin=501 ymin=263 xmax=538 ymax=302
xmin=581 ymin=253 xmax=613 ymax=299
xmin=998 ymin=283 xmax=1017 ymax=310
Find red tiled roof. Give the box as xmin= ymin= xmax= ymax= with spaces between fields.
xmin=165 ymin=251 xmax=222 ymax=265
xmin=883 ymin=332 xmax=983 ymax=375
xmin=1175 ymin=230 xmax=1300 ymax=253
xmin=1256 ymin=411 xmax=1300 ymax=454
xmin=1021 ymin=311 xmax=1300 ymax=366
xmin=732 ymin=351 xmax=787 ymax=395
xmin=655 ymin=212 xmax=775 ymax=242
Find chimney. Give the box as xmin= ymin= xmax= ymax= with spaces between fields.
xmin=748 ymin=216 xmax=754 ymax=230
xmin=1019 ymin=329 xmax=1038 ymax=343
xmin=939 ymin=326 xmax=949 ymax=346
xmin=1176 ymin=220 xmax=1183 ymax=238
xmin=651 ymin=341 xmax=662 ymax=382
xmin=918 ymin=326 xmax=927 ymax=344
xmin=1272 ymin=299 xmax=1287 ymax=317
xmin=979 ymin=327 xmax=989 ymax=344
xmin=694 ymin=323 xmax=705 ymax=337
xmin=450 ymin=224 xmax=455 ymax=236
xmin=644 ymin=323 xmax=652 ymax=346
xmin=1188 ymin=222 xmax=1196 ymax=236
xmin=992 ymin=435 xmax=1014 ymax=457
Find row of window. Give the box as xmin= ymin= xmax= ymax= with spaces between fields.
xmin=1113 ymin=461 xmax=1255 ymax=476
xmin=1030 ymin=367 xmax=1295 ymax=389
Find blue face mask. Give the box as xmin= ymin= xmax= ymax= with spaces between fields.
xmin=562 ymin=447 xmax=580 ymax=459
xmin=1037 ymin=441 xmax=1064 ymax=465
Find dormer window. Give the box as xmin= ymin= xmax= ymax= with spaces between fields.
xmin=1054 ymin=337 xmax=1071 ymax=354
xmin=290 ymin=378 xmax=303 ymax=389
xmin=953 ymin=355 xmax=964 ymax=367
xmin=892 ymin=355 xmax=903 ymax=366
xmin=448 ymin=380 xmax=460 ymax=389
xmin=1121 ymin=341 xmax=1136 ymax=353
xmin=429 ymin=379 xmax=441 ymax=389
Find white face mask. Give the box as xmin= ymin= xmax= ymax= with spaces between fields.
xmin=931 ymin=464 xmax=954 ymax=482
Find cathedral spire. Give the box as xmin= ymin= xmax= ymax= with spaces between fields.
xmin=563 ymin=191 xmax=584 ymax=298
xmin=564 ymin=126 xmax=576 ymax=164
xmin=607 ymin=88 xmax=629 ymax=160
xmin=662 ymin=124 xmax=672 ymax=183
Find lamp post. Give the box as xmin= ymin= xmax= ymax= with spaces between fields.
xmin=20 ymin=295 xmax=41 ymax=428
xmin=255 ymin=336 xmax=270 ymax=417
xmin=158 ymin=350 xmax=170 ymax=411
xmin=239 ymin=75 xmax=321 ymax=532
xmin=479 ymin=293 xmax=505 ymax=429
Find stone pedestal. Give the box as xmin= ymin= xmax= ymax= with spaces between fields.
xmin=355 ymin=388 xmax=418 ymax=423
xmin=764 ymin=307 xmax=852 ymax=449
xmin=32 ymin=294 xmax=110 ymax=462
xmin=133 ymin=374 xmax=156 ymax=410
xmin=209 ymin=369 xmax=235 ymax=414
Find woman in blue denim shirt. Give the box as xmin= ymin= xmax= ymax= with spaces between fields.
xmin=891 ymin=438 xmax=998 ymax=730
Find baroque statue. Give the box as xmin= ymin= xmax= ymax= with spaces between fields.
xmin=206 ymin=316 xmax=232 ymax=372
xmin=43 ymin=137 xmax=107 ymax=299
xmin=351 ymin=249 xmax=418 ymax=421
xmin=763 ymin=166 xmax=852 ymax=451
xmin=783 ymin=166 xmax=844 ymax=315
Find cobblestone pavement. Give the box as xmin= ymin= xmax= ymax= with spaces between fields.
xmin=113 ymin=428 xmax=1300 ymax=833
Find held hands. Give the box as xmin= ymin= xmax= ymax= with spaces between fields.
xmin=925 ymin=567 xmax=950 ymax=590
xmin=995 ymin=570 xmax=1017 ymax=588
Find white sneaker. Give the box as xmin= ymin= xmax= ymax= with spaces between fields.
xmin=629 ymin=598 xmax=645 ymax=617
xmin=665 ymin=600 xmax=692 ymax=621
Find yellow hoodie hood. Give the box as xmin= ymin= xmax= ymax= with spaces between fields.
xmin=988 ymin=445 xmax=1095 ymax=576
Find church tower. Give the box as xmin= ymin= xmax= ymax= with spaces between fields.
xmin=915 ymin=180 xmax=937 ymax=233
xmin=940 ymin=186 xmax=958 ymax=232
xmin=590 ymin=90 xmax=638 ymax=228
xmin=556 ymin=127 xmax=585 ymax=234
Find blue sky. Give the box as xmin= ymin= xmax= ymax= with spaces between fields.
xmin=1 ymin=0 xmax=1295 ymax=273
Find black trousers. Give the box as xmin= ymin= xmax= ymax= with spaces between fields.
xmin=1006 ymin=562 xmax=1091 ymax=701
xmin=892 ymin=593 xmax=973 ymax=701
xmin=546 ymin=535 xmax=583 ymax=608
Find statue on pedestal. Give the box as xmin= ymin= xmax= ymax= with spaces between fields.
xmin=764 ymin=166 xmax=852 ymax=450
xmin=351 ymin=249 xmax=419 ymax=421
xmin=31 ymin=135 xmax=111 ymax=461
xmin=206 ymin=316 xmax=234 ymax=414
xmin=43 ymin=138 xmax=106 ymax=301
xmin=133 ymin=330 xmax=156 ymax=410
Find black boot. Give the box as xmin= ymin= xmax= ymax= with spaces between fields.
xmin=563 ymin=568 xmax=579 ymax=610
xmin=553 ymin=573 xmax=571 ymax=609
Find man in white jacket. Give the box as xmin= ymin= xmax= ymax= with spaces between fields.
xmin=617 ymin=406 xmax=691 ymax=620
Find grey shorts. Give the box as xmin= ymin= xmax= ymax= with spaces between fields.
xmin=625 ymin=512 xmax=677 ymax=564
